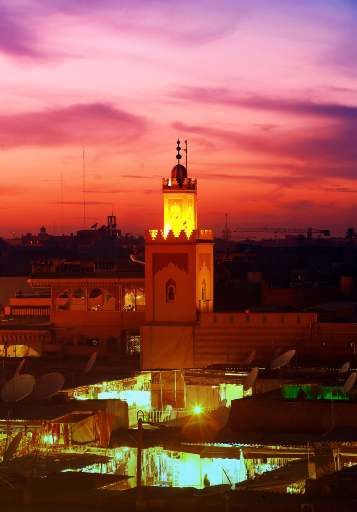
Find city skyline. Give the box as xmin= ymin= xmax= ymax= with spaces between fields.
xmin=1 ymin=0 xmax=357 ymax=236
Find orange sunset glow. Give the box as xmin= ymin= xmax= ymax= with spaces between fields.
xmin=1 ymin=1 xmax=357 ymax=236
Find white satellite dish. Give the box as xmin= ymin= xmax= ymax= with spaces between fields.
xmin=3 ymin=432 xmax=23 ymax=463
xmin=243 ymin=367 xmax=259 ymax=392
xmin=242 ymin=350 xmax=256 ymax=365
xmin=1 ymin=374 xmax=35 ymax=403
xmin=343 ymin=371 xmax=357 ymax=394
xmin=30 ymin=372 xmax=65 ymax=401
xmin=270 ymin=349 xmax=296 ymax=370
xmin=14 ymin=358 xmax=26 ymax=377
xmin=84 ymin=351 xmax=97 ymax=373
xmin=339 ymin=362 xmax=350 ymax=374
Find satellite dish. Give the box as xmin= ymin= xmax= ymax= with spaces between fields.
xmin=3 ymin=432 xmax=23 ymax=463
xmin=270 ymin=349 xmax=296 ymax=370
xmin=30 ymin=372 xmax=65 ymax=401
xmin=84 ymin=351 xmax=97 ymax=373
xmin=243 ymin=367 xmax=259 ymax=391
xmin=1 ymin=374 xmax=35 ymax=403
xmin=343 ymin=371 xmax=357 ymax=394
xmin=242 ymin=350 xmax=256 ymax=365
xmin=14 ymin=358 xmax=26 ymax=377
xmin=339 ymin=362 xmax=350 ymax=374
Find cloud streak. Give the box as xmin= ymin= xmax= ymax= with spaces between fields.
xmin=172 ymin=87 xmax=357 ymax=120
xmin=0 ymin=0 xmax=243 ymax=59
xmin=0 ymin=103 xmax=146 ymax=148
xmin=173 ymin=121 xmax=357 ymax=177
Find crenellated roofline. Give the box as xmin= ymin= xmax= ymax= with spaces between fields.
xmin=146 ymin=228 xmax=213 ymax=243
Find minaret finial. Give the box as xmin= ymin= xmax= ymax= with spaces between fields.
xmin=176 ymin=139 xmax=182 ymax=165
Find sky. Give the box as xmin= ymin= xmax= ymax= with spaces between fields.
xmin=0 ymin=0 xmax=357 ymax=237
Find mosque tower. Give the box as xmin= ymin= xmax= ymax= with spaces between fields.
xmin=163 ymin=140 xmax=197 ymax=237
xmin=141 ymin=140 xmax=214 ymax=369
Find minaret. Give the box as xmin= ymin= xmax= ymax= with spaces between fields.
xmin=141 ymin=141 xmax=214 ymax=369
xmin=163 ymin=139 xmax=197 ymax=237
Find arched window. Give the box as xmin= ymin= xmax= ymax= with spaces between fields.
xmin=166 ymin=280 xmax=176 ymax=303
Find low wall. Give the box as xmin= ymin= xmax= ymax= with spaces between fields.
xmin=230 ymin=397 xmax=357 ymax=433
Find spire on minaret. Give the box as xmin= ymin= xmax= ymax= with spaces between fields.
xmin=176 ymin=139 xmax=182 ymax=164
xmin=171 ymin=138 xmax=187 ymax=182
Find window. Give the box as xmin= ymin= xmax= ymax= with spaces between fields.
xmin=126 ymin=334 xmax=141 ymax=355
xmin=123 ymin=287 xmax=145 ymax=311
xmin=166 ymin=280 xmax=176 ymax=303
xmin=124 ymin=288 xmax=135 ymax=311
xmin=89 ymin=288 xmax=115 ymax=311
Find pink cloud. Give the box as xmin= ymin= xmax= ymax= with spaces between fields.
xmin=0 ymin=103 xmax=146 ymax=148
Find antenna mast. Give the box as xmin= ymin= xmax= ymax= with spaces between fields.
xmin=82 ymin=147 xmax=86 ymax=229
xmin=184 ymin=139 xmax=188 ymax=172
xmin=60 ymin=171 xmax=64 ymax=234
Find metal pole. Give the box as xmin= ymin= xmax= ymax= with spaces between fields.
xmin=160 ymin=371 xmax=163 ymax=411
xmin=175 ymin=370 xmax=178 ymax=406
xmin=136 ymin=418 xmax=144 ymax=510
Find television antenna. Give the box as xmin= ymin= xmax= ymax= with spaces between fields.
xmin=82 ymin=147 xmax=86 ymax=229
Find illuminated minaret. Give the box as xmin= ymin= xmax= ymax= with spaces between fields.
xmin=163 ymin=140 xmax=197 ymax=237
xmin=141 ymin=141 xmax=214 ymax=369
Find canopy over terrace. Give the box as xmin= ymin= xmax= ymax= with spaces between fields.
xmin=0 ymin=398 xmax=128 ymax=448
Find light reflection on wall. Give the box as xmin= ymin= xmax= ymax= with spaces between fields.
xmin=70 ymin=446 xmax=294 ymax=489
xmin=72 ymin=372 xmax=245 ymax=427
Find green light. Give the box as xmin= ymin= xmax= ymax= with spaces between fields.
xmin=282 ymin=384 xmax=350 ymax=401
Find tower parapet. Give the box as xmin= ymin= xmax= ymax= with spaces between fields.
xmin=146 ymin=228 xmax=213 ymax=243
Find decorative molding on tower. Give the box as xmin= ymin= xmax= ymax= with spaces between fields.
xmin=146 ymin=228 xmax=213 ymax=243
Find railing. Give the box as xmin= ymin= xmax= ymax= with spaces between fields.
xmin=142 ymin=408 xmax=193 ymax=424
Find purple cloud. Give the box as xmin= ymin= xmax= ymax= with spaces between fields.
xmin=172 ymin=87 xmax=357 ymax=120
xmin=0 ymin=0 xmax=243 ymax=59
xmin=173 ymin=121 xmax=357 ymax=177
xmin=0 ymin=103 xmax=146 ymax=148
xmin=196 ymin=172 xmax=320 ymax=189
xmin=0 ymin=4 xmax=41 ymax=58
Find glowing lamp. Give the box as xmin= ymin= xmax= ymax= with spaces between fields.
xmin=192 ymin=404 xmax=203 ymax=415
